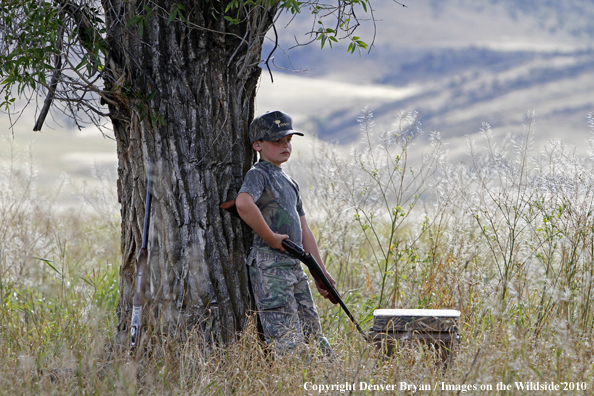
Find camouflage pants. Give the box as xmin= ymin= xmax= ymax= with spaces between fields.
xmin=248 ymin=249 xmax=331 ymax=355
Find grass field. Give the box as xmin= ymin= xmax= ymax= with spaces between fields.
xmin=1 ymin=110 xmax=594 ymax=394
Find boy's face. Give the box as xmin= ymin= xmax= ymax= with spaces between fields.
xmin=253 ymin=135 xmax=293 ymax=167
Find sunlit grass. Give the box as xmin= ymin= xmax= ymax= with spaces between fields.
xmin=2 ymin=112 xmax=594 ymax=394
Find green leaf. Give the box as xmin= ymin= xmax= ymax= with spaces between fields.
xmin=34 ymin=257 xmax=61 ymax=275
xmin=126 ymin=15 xmax=142 ymax=27
xmin=75 ymin=56 xmax=88 ymax=71
xmin=178 ymin=8 xmax=187 ymax=23
xmin=224 ymin=15 xmax=239 ymax=25
xmin=318 ymin=33 xmax=327 ymax=49
xmin=81 ymin=276 xmax=93 ymax=287
xmin=167 ymin=9 xmax=177 ymax=26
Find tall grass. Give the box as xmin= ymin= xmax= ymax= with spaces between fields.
xmin=0 ymin=138 xmax=120 ymax=393
xmin=2 ymin=110 xmax=594 ymax=394
xmin=295 ymin=110 xmax=594 ymax=392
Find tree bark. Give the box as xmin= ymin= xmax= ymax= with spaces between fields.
xmin=101 ymin=0 xmax=274 ymax=347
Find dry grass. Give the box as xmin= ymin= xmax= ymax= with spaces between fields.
xmin=2 ymin=112 xmax=594 ymax=394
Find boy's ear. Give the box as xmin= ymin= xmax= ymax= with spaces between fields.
xmin=252 ymin=140 xmax=262 ymax=152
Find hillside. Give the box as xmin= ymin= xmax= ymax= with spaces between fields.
xmin=2 ymin=0 xmax=594 ymax=192
xmin=256 ymin=0 xmax=594 ymax=158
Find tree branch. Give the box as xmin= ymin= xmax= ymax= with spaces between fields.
xmin=34 ymin=25 xmax=64 ymax=131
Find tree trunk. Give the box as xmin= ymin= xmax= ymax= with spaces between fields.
xmin=102 ymin=0 xmax=274 ymax=347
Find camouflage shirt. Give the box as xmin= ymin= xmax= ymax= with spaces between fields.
xmin=239 ymin=160 xmax=305 ymax=251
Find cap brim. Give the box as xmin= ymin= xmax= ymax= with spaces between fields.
xmin=264 ymin=130 xmax=304 ymax=141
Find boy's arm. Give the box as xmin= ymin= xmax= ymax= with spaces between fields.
xmin=235 ymin=192 xmax=288 ymax=251
xmin=300 ymin=215 xmax=336 ymax=299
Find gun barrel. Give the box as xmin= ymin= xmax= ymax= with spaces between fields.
xmin=141 ymin=160 xmax=153 ymax=249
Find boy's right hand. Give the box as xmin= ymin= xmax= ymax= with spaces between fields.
xmin=265 ymin=232 xmax=289 ymax=252
xmin=236 ymin=193 xmax=289 ymax=252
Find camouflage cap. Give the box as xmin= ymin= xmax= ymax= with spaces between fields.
xmin=249 ymin=111 xmax=304 ymax=144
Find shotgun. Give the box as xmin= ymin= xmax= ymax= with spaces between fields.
xmin=130 ymin=159 xmax=153 ymax=352
xmin=281 ymin=239 xmax=367 ymax=338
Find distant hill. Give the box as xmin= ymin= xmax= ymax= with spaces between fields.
xmin=3 ymin=0 xmax=594 ymax=193
xmin=484 ymin=0 xmax=594 ymax=37
xmin=256 ymin=0 xmax=594 ymax=157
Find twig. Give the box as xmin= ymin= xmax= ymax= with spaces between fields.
xmin=457 ymin=346 xmax=482 ymax=396
xmin=264 ymin=13 xmax=278 ymax=83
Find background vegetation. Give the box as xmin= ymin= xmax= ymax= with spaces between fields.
xmin=2 ymin=110 xmax=594 ymax=394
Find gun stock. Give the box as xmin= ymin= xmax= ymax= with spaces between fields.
xmin=130 ymin=160 xmax=153 ymax=352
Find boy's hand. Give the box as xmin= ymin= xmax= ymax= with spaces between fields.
xmin=315 ymin=271 xmax=336 ymax=299
xmin=265 ymin=232 xmax=289 ymax=252
xmin=236 ymin=193 xmax=288 ymax=251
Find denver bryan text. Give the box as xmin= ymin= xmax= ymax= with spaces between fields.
xmin=303 ymin=381 xmax=431 ymax=393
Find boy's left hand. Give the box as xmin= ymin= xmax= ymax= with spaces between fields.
xmin=315 ymin=271 xmax=336 ymax=300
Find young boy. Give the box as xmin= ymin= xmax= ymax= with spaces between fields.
xmin=235 ymin=110 xmax=335 ymax=355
